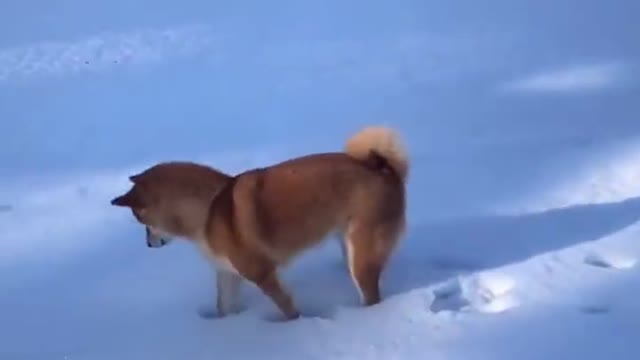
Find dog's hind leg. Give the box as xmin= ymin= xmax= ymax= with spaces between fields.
xmin=345 ymin=222 xmax=401 ymax=306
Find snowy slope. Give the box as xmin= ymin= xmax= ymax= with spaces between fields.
xmin=2 ymin=142 xmax=640 ymax=360
xmin=2 ymin=0 xmax=640 ymax=359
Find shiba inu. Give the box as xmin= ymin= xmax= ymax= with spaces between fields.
xmin=110 ymin=126 xmax=409 ymax=320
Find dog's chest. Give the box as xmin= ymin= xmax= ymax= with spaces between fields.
xmin=197 ymin=242 xmax=238 ymax=274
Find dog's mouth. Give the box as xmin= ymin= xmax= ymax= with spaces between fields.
xmin=145 ymin=227 xmax=172 ymax=248
xmin=147 ymin=237 xmax=170 ymax=248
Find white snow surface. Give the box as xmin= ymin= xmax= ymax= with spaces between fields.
xmin=2 ymin=1 xmax=640 ymax=359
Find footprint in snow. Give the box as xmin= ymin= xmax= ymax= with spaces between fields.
xmin=463 ymin=272 xmax=519 ymax=314
xmin=0 ymin=204 xmax=13 ymax=213
xmin=430 ymin=272 xmax=519 ymax=314
xmin=430 ymin=279 xmax=470 ymax=313
xmin=197 ymin=306 xmax=219 ymax=319
xmin=196 ymin=303 xmax=247 ymax=320
xmin=584 ymin=252 xmax=636 ymax=270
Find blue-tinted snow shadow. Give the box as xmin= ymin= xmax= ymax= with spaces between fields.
xmin=383 ymin=196 xmax=640 ymax=297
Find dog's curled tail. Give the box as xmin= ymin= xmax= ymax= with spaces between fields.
xmin=345 ymin=125 xmax=409 ymax=182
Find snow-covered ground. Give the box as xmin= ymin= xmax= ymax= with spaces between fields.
xmin=2 ymin=1 xmax=639 ymax=359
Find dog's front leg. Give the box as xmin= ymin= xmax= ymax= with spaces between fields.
xmin=253 ymin=270 xmax=300 ymax=320
xmin=230 ymin=254 xmax=300 ymax=320
xmin=216 ymin=270 xmax=243 ymax=317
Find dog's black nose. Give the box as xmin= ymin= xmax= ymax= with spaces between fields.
xmin=146 ymin=241 xmax=152 ymax=248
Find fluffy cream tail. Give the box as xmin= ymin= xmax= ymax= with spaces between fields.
xmin=345 ymin=126 xmax=409 ymax=182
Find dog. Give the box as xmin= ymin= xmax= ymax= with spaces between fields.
xmin=110 ymin=126 xmax=409 ymax=320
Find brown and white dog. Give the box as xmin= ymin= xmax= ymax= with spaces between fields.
xmin=110 ymin=126 xmax=409 ymax=320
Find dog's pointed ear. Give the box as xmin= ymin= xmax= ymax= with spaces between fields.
xmin=110 ymin=193 xmax=131 ymax=207
xmin=110 ymin=189 xmax=141 ymax=208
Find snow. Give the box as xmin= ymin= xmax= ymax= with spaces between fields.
xmin=500 ymin=62 xmax=630 ymax=94
xmin=1 ymin=0 xmax=640 ymax=359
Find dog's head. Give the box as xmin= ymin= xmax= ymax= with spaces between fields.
xmin=110 ymin=174 xmax=179 ymax=248
xmin=110 ymin=162 xmax=232 ymax=248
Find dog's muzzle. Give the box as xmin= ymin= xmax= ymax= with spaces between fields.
xmin=146 ymin=237 xmax=170 ymax=248
xmin=145 ymin=227 xmax=171 ymax=248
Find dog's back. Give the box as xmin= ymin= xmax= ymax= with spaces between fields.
xmin=225 ymin=151 xmax=405 ymax=261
